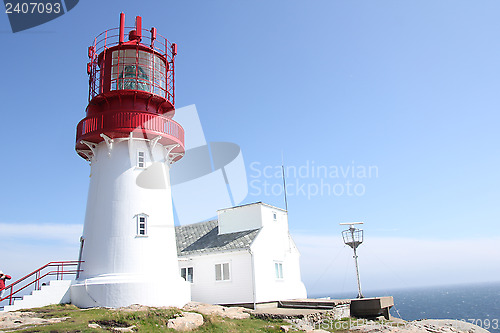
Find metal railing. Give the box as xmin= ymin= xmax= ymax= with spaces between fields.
xmin=0 ymin=261 xmax=83 ymax=307
xmin=76 ymin=111 xmax=185 ymax=145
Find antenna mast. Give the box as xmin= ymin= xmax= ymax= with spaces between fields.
xmin=281 ymin=152 xmax=288 ymax=211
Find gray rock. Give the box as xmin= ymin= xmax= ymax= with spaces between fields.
xmin=182 ymin=301 xmax=251 ymax=319
xmin=167 ymin=311 xmax=204 ymax=331
xmin=0 ymin=311 xmax=69 ymax=330
xmin=280 ymin=325 xmax=292 ymax=332
xmin=112 ymin=325 xmax=136 ymax=332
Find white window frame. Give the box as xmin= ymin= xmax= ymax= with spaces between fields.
xmin=215 ymin=262 xmax=231 ymax=281
xmin=181 ymin=267 xmax=194 ymax=283
xmin=136 ymin=214 xmax=148 ymax=237
xmin=137 ymin=150 xmax=146 ymax=168
xmin=274 ymin=261 xmax=284 ymax=280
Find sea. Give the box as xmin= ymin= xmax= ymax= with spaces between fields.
xmin=319 ymin=281 xmax=500 ymax=333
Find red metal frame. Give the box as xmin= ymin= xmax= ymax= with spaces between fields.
xmin=0 ymin=261 xmax=83 ymax=307
xmin=75 ymin=111 xmax=185 ymax=159
xmin=77 ymin=14 xmax=184 ymax=161
xmin=87 ymin=17 xmax=176 ymax=106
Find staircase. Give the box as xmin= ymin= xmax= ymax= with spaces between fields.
xmin=2 ymin=280 xmax=72 ymax=312
xmin=0 ymin=261 xmax=83 ymax=312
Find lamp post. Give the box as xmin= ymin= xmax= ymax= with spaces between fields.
xmin=340 ymin=222 xmax=364 ymax=299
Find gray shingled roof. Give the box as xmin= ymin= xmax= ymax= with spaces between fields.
xmin=175 ymin=220 xmax=261 ymax=256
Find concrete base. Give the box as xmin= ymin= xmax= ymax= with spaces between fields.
xmin=350 ymin=296 xmax=394 ymax=320
xmin=71 ymin=274 xmax=191 ymax=309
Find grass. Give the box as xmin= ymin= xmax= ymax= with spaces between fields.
xmin=8 ymin=304 xmax=288 ymax=332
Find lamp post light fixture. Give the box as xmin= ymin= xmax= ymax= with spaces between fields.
xmin=340 ymin=222 xmax=364 ymax=299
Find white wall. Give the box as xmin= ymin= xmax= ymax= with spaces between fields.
xmin=218 ymin=203 xmax=288 ymax=235
xmin=179 ymin=250 xmax=254 ymax=305
xmin=73 ymin=138 xmax=190 ymax=308
xmin=218 ymin=204 xmax=262 ymax=234
xmin=250 ymin=207 xmax=307 ymax=303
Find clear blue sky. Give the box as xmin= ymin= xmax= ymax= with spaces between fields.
xmin=1 ymin=1 xmax=499 ymax=293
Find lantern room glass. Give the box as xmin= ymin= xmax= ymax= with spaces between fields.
xmin=111 ymin=49 xmax=167 ymax=95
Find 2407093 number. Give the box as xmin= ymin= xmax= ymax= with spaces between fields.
xmin=460 ymin=318 xmax=499 ymax=330
xmin=5 ymin=2 xmax=61 ymax=14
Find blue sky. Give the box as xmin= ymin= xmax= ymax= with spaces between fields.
xmin=1 ymin=1 xmax=499 ymax=295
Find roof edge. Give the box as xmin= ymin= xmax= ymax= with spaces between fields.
xmin=216 ymin=201 xmax=287 ymax=213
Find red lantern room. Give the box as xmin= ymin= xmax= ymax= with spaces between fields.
xmin=75 ymin=13 xmax=184 ymax=161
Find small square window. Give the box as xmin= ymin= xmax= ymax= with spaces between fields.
xmin=181 ymin=267 xmax=194 ymax=283
xmin=215 ymin=263 xmax=230 ymax=281
xmin=137 ymin=151 xmax=145 ymax=168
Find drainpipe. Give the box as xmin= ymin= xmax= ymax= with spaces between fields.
xmin=249 ymin=249 xmax=257 ymax=310
xmin=76 ymin=236 xmax=85 ymax=279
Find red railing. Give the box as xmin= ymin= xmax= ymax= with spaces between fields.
xmin=0 ymin=261 xmax=83 ymax=307
xmin=76 ymin=111 xmax=185 ymax=147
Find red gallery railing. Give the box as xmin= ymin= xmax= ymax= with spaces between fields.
xmin=75 ymin=111 xmax=185 ymax=150
xmin=0 ymin=261 xmax=83 ymax=307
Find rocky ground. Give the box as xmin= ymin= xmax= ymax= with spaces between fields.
xmin=281 ymin=317 xmax=492 ymax=333
xmin=0 ymin=303 xmax=492 ymax=333
xmin=0 ymin=311 xmax=70 ymax=331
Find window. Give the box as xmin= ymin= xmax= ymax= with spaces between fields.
xmin=272 ymin=212 xmax=277 ymax=221
xmin=275 ymin=262 xmax=283 ymax=279
xmin=181 ymin=267 xmax=194 ymax=283
xmin=137 ymin=151 xmax=145 ymax=168
xmin=215 ymin=263 xmax=230 ymax=281
xmin=111 ymin=49 xmax=166 ymax=94
xmin=136 ymin=214 xmax=147 ymax=236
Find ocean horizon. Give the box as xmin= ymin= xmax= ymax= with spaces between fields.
xmin=314 ymin=281 xmax=500 ymax=333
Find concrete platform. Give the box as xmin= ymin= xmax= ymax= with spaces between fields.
xmin=280 ymin=298 xmax=350 ymax=309
xmin=252 ymin=297 xmax=393 ymax=320
xmin=252 ymin=299 xmax=351 ymax=320
xmin=350 ymin=296 xmax=394 ymax=320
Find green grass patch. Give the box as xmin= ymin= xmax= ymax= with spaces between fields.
xmin=9 ymin=305 xmax=288 ymax=332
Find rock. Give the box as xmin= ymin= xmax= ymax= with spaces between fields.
xmin=112 ymin=325 xmax=136 ymax=332
xmin=0 ymin=311 xmax=69 ymax=330
xmin=88 ymin=323 xmax=102 ymax=329
xmin=117 ymin=304 xmax=151 ymax=312
xmin=348 ymin=319 xmax=492 ymax=333
xmin=167 ymin=311 xmax=204 ymax=331
xmin=280 ymin=325 xmax=291 ymax=332
xmin=182 ymin=301 xmax=251 ymax=319
xmin=285 ymin=318 xmax=315 ymax=332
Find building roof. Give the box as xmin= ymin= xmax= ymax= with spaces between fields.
xmin=216 ymin=201 xmax=287 ymax=213
xmin=175 ymin=220 xmax=260 ymax=257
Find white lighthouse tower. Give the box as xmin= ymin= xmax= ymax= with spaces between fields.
xmin=71 ymin=13 xmax=191 ymax=308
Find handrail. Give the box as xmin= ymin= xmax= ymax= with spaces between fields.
xmin=0 ymin=261 xmax=83 ymax=307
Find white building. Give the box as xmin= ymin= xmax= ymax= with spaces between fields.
xmin=176 ymin=202 xmax=307 ymax=307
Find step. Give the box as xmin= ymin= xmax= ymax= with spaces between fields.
xmin=279 ymin=298 xmax=351 ymax=309
xmin=1 ymin=280 xmax=72 ymax=312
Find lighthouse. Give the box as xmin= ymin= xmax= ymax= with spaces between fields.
xmin=71 ymin=13 xmax=191 ymax=308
